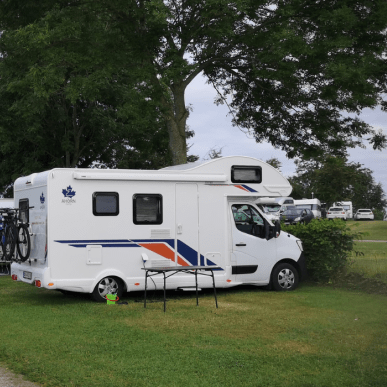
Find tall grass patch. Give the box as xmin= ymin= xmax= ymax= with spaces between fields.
xmin=1 ymin=277 xmax=387 ymax=386
xmin=350 ymin=242 xmax=387 ymax=282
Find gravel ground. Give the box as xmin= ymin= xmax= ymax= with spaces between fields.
xmin=0 ymin=364 xmax=42 ymax=387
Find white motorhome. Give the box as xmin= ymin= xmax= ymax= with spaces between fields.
xmin=11 ymin=156 xmax=306 ymax=301
xmin=294 ymin=198 xmax=322 ymax=219
xmin=333 ymin=201 xmax=353 ymax=219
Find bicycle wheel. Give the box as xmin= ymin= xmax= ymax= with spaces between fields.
xmin=4 ymin=224 xmax=17 ymax=260
xmin=0 ymin=230 xmax=5 ymax=262
xmin=17 ymin=224 xmax=31 ymax=261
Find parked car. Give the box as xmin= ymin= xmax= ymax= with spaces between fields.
xmin=354 ymin=209 xmax=374 ymax=221
xmin=326 ymin=207 xmax=347 ymax=220
xmin=281 ymin=208 xmax=314 ymax=225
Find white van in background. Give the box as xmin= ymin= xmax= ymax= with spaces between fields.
xmin=0 ymin=198 xmax=14 ymax=208
xmin=333 ymin=201 xmax=353 ymax=220
xmin=274 ymin=197 xmax=295 ymax=211
xmin=294 ymin=198 xmax=322 ymax=219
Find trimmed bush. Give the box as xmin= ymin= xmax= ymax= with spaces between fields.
xmin=282 ymin=219 xmax=363 ymax=282
xmin=373 ymin=208 xmax=385 ymax=220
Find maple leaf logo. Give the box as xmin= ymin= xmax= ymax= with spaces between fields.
xmin=62 ymin=186 xmax=76 ymax=198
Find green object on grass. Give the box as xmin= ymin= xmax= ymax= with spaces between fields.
xmin=106 ymin=293 xmax=118 ymax=305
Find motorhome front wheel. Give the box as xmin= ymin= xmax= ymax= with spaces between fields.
xmin=271 ymin=263 xmax=299 ymax=291
xmin=92 ymin=276 xmax=124 ymax=302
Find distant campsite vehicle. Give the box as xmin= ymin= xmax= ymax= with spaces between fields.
xmin=0 ymin=198 xmax=14 ymax=208
xmin=326 ymin=207 xmax=347 ymax=220
xmin=11 ymin=156 xmax=307 ymax=301
xmin=333 ymin=201 xmax=353 ymax=220
xmin=281 ymin=208 xmax=315 ymax=225
xmin=294 ymin=198 xmax=322 ymax=219
xmin=354 ymin=209 xmax=374 ymax=221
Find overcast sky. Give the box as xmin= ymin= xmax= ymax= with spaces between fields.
xmin=186 ymin=74 xmax=387 ymax=198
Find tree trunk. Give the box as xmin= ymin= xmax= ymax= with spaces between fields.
xmin=166 ymin=84 xmax=189 ymax=165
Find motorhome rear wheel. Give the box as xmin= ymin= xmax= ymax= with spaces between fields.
xmin=92 ymin=276 xmax=124 ymax=303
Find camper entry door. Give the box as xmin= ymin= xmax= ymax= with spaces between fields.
xmin=175 ymin=184 xmax=199 ymax=266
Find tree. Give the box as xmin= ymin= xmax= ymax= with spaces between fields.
xmin=265 ymin=158 xmax=282 ymax=172
xmin=204 ymin=146 xmax=223 ymax=160
xmin=1 ymin=0 xmax=387 ymax=175
xmin=146 ymin=0 xmax=387 ymax=163
xmin=0 ymin=0 xmax=172 ymax=191
xmin=289 ymin=156 xmax=387 ymax=212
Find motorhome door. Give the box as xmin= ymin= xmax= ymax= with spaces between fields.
xmin=231 ymin=203 xmax=277 ymax=282
xmin=175 ymin=184 xmax=199 ymax=266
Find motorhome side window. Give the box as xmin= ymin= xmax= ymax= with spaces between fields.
xmin=232 ymin=204 xmax=265 ymax=238
xmin=133 ymin=194 xmax=162 ymax=225
xmin=231 ymin=166 xmax=262 ymax=183
xmin=93 ymin=193 xmax=119 ymax=216
xmin=19 ymin=199 xmax=29 ymax=223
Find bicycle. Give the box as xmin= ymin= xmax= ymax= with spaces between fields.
xmin=0 ymin=207 xmax=32 ymax=262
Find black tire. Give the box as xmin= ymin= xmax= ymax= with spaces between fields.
xmin=91 ymin=276 xmax=124 ymax=303
xmin=271 ymin=263 xmax=299 ymax=291
xmin=0 ymin=231 xmax=5 ymax=262
xmin=16 ymin=224 xmax=31 ymax=261
xmin=4 ymin=225 xmax=17 ymax=260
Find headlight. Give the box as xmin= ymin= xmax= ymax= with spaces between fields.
xmin=294 ymin=217 xmax=301 ymax=222
xmin=296 ymin=240 xmax=303 ymax=251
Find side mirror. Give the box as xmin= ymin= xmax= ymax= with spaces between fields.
xmin=274 ymin=220 xmax=281 ymax=238
xmin=267 ymin=220 xmax=281 ymax=240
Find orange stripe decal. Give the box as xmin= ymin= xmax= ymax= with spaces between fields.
xmin=235 ymin=185 xmax=249 ymax=192
xmin=139 ymin=243 xmax=190 ymax=267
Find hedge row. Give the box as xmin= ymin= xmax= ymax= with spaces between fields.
xmin=281 ymin=219 xmax=363 ymax=282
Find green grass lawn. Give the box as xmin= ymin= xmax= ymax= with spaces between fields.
xmin=349 ymin=241 xmax=387 ymax=283
xmin=347 ymin=220 xmax=387 ymax=240
xmin=1 ymin=277 xmax=387 ymax=387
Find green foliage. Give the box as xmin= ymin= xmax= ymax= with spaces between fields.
xmin=1 ymin=0 xmax=387 ymax=174
xmin=282 ymin=219 xmax=362 ymax=282
xmin=371 ymin=208 xmax=385 ymax=221
xmin=0 ymin=0 xmax=172 ymax=191
xmin=289 ymin=155 xmax=387 ymax=213
xmin=265 ymin=157 xmax=282 ymax=172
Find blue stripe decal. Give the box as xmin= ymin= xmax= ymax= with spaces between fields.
xmin=241 ymin=185 xmax=257 ymax=193
xmin=70 ymin=244 xmax=139 ymax=248
xmin=55 ymin=239 xmax=131 ymax=244
xmin=177 ymin=240 xmax=199 ymax=266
